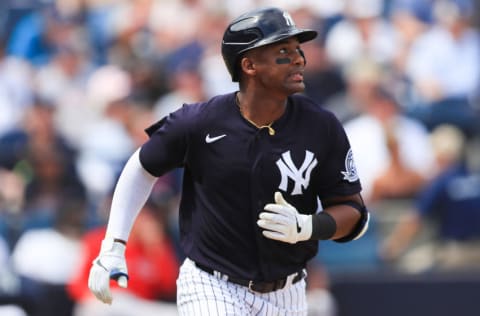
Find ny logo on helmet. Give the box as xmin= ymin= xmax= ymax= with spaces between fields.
xmin=283 ymin=12 xmax=295 ymax=26
xmin=276 ymin=150 xmax=318 ymax=195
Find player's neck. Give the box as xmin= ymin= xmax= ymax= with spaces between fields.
xmin=236 ymin=91 xmax=287 ymax=127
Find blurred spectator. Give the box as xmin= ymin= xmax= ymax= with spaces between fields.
xmin=0 ymin=232 xmax=25 ymax=316
xmin=302 ymin=36 xmax=346 ymax=107
xmin=388 ymin=0 xmax=433 ymax=107
xmin=0 ymin=234 xmax=9 ymax=267
xmin=153 ymin=66 xmax=206 ymax=120
xmin=324 ymin=0 xmax=398 ymax=69
xmin=381 ymin=127 xmax=480 ymax=271
xmin=75 ymin=65 xmax=135 ymax=201
xmin=124 ymin=94 xmax=157 ymax=147
xmin=0 ymin=168 xmax=26 ymax=224
xmin=104 ymin=0 xmax=171 ymax=103
xmin=23 ymin=147 xmax=85 ymax=214
xmin=429 ymin=124 xmax=468 ymax=174
xmin=304 ymin=261 xmax=338 ymax=316
xmin=0 ymin=40 xmax=34 ymax=136
xmin=6 ymin=3 xmax=85 ymax=66
xmin=404 ymin=0 xmax=480 ymax=134
xmin=0 ymin=96 xmax=76 ymax=172
xmin=389 ymin=0 xmax=433 ymax=57
xmin=0 ymin=223 xmax=25 ymax=315
xmin=105 ymin=0 xmax=206 ymax=70
xmin=197 ymin=9 xmax=237 ymax=97
xmin=324 ymin=56 xmax=384 ymax=122
xmin=343 ymin=67 xmax=435 ymax=202
xmin=76 ymin=99 xmax=141 ymax=203
xmin=406 ymin=0 xmax=480 ymax=102
xmin=293 ymin=6 xmax=347 ymax=108
xmin=7 ymin=195 xmax=87 ymax=316
xmin=33 ymin=33 xmax=92 ymax=105
xmin=68 ymin=199 xmax=179 ymax=316
xmin=0 ymin=304 xmax=26 ymax=316
xmin=0 ymin=97 xmax=84 ymax=244
xmin=0 ymin=170 xmax=25 ymax=316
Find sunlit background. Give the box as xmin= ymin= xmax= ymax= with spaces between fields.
xmin=0 ymin=0 xmax=480 ymax=315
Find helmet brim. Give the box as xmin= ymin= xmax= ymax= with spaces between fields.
xmin=238 ymin=28 xmax=317 ymax=55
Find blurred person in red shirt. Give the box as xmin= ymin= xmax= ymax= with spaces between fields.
xmin=68 ymin=198 xmax=179 ymax=316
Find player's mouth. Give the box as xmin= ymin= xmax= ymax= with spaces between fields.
xmin=289 ymin=70 xmax=304 ymax=82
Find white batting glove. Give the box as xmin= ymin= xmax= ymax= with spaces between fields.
xmin=88 ymin=237 xmax=129 ymax=305
xmin=257 ymin=192 xmax=312 ymax=244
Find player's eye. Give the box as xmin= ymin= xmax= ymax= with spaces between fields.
xmin=279 ymin=47 xmax=302 ymax=56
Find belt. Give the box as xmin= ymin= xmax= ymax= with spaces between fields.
xmin=194 ymin=262 xmax=305 ymax=293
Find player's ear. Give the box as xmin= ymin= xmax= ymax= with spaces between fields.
xmin=240 ymin=56 xmax=256 ymax=77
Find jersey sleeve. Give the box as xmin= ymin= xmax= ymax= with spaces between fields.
xmin=318 ymin=113 xmax=362 ymax=197
xmin=139 ymin=104 xmax=194 ymax=177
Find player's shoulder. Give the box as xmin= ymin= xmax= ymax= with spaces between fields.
xmin=185 ymin=92 xmax=234 ymax=110
xmin=183 ymin=92 xmax=236 ymax=123
xmin=289 ymin=93 xmax=339 ymax=121
xmin=145 ymin=93 xmax=235 ymax=136
xmin=175 ymin=92 xmax=234 ymax=119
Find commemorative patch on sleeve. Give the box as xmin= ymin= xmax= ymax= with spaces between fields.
xmin=341 ymin=148 xmax=359 ymax=182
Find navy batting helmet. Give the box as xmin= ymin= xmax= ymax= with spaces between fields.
xmin=222 ymin=7 xmax=318 ymax=82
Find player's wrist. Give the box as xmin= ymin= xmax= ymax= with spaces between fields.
xmin=310 ymin=212 xmax=337 ymax=240
xmin=101 ymin=237 xmax=127 ymax=255
xmin=113 ymin=238 xmax=127 ymax=245
xmin=297 ymin=214 xmax=313 ymax=241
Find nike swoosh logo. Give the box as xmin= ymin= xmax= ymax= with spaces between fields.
xmin=95 ymin=258 xmax=109 ymax=272
xmin=205 ymin=134 xmax=226 ymax=143
xmin=296 ymin=217 xmax=301 ymax=233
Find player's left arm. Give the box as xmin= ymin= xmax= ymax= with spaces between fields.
xmin=258 ymin=192 xmax=369 ymax=244
xmin=320 ymin=193 xmax=369 ymax=242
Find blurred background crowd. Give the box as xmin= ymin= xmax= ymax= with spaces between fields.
xmin=0 ymin=0 xmax=479 ymax=315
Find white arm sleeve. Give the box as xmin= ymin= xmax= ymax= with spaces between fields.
xmin=105 ymin=148 xmax=157 ymax=241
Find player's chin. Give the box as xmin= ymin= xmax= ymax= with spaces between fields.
xmin=285 ymin=81 xmax=305 ymax=94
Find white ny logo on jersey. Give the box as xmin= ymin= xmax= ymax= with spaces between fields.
xmin=276 ymin=150 xmax=318 ymax=195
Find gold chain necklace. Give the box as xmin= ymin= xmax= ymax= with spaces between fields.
xmin=235 ymin=94 xmax=276 ymax=136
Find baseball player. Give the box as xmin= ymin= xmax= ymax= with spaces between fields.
xmin=88 ymin=7 xmax=370 ymax=315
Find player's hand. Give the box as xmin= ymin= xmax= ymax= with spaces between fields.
xmin=257 ymin=192 xmax=312 ymax=244
xmin=88 ymin=237 xmax=129 ymax=305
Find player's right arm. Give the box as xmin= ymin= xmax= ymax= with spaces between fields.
xmin=88 ymin=104 xmax=195 ymax=304
xmin=88 ymin=148 xmax=157 ymax=304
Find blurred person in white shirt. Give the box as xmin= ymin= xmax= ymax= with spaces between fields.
xmin=405 ymin=0 xmax=480 ymax=104
xmin=325 ymin=0 xmax=398 ymax=69
xmin=343 ymin=59 xmax=435 ymax=202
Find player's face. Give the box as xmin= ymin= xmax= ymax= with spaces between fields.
xmin=245 ymin=38 xmax=306 ymax=94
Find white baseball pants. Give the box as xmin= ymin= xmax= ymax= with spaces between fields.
xmin=176 ymin=258 xmax=308 ymax=316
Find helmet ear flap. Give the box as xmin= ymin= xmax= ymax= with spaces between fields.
xmin=231 ymin=53 xmax=245 ymax=82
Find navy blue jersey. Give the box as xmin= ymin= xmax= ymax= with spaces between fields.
xmin=416 ymin=163 xmax=480 ymax=241
xmin=140 ymin=92 xmax=361 ymax=281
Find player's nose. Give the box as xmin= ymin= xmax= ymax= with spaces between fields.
xmin=292 ymin=48 xmax=306 ymax=66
